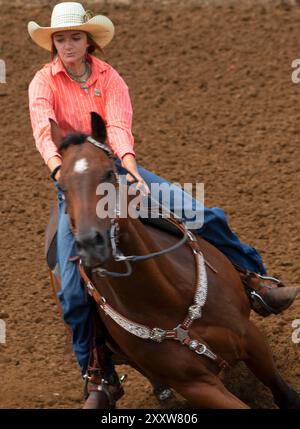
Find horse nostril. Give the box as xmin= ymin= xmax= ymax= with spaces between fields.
xmin=94 ymin=231 xmax=105 ymax=247
xmin=74 ymin=229 xmax=109 ymax=266
xmin=75 ymin=230 xmax=106 ymax=254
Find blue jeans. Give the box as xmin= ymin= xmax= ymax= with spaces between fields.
xmin=55 ymin=161 xmax=266 ymax=373
xmin=56 ymin=182 xmax=91 ymax=374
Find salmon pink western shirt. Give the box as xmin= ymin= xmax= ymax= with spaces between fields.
xmin=28 ymin=54 xmax=135 ymax=165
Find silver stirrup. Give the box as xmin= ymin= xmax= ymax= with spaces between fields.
xmin=257 ymin=274 xmax=282 ymax=285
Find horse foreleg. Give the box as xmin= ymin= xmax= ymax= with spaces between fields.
xmin=176 ymin=376 xmax=249 ymax=409
xmin=244 ymin=321 xmax=300 ymax=409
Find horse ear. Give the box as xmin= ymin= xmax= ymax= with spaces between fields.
xmin=49 ymin=118 xmax=63 ymax=149
xmin=91 ymin=112 xmax=107 ymax=143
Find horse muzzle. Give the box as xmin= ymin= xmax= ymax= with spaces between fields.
xmin=75 ymin=228 xmax=110 ymax=267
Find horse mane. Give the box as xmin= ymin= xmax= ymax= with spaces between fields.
xmin=60 ymin=133 xmax=88 ymax=151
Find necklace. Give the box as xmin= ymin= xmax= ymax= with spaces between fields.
xmin=66 ymin=61 xmax=91 ymax=93
xmin=67 ymin=60 xmax=89 ymax=79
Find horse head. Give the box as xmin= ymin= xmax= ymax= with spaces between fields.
xmin=51 ymin=112 xmax=119 ymax=268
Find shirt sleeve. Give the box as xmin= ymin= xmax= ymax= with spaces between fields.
xmin=28 ymin=72 xmax=61 ymax=165
xmin=104 ymin=69 xmax=136 ymax=160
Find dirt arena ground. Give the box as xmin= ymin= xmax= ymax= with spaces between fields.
xmin=1 ymin=0 xmax=300 ymax=409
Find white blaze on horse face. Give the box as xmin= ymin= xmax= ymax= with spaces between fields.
xmin=74 ymin=158 xmax=88 ymax=174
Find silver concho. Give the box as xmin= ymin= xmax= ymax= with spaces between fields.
xmin=189 ymin=340 xmax=199 ymax=350
xmin=188 ymin=304 xmax=202 ymax=320
xmin=149 ymin=327 xmax=166 ymax=343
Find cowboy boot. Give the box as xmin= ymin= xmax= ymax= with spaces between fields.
xmin=235 ymin=265 xmax=299 ymax=317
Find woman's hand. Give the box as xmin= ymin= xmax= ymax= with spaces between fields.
xmin=48 ymin=156 xmax=62 ymax=182
xmin=126 ymin=172 xmax=150 ymax=196
xmin=54 ymin=169 xmax=61 ymax=181
xmin=122 ymin=153 xmax=150 ymax=196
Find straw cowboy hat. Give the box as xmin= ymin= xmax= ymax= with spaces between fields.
xmin=28 ymin=2 xmax=115 ymax=51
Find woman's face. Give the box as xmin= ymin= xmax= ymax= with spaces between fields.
xmin=52 ymin=30 xmax=89 ymax=65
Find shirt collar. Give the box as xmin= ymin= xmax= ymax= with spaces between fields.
xmin=51 ymin=55 xmax=65 ymax=76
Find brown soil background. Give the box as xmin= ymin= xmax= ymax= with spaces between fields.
xmin=1 ymin=0 xmax=300 ymax=409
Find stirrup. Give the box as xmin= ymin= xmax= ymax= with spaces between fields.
xmin=83 ymin=371 xmax=126 ymax=408
xmin=256 ymin=273 xmax=285 ymax=287
xmin=88 ymin=379 xmax=118 ymax=409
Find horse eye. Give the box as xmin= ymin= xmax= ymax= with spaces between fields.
xmin=104 ymin=169 xmax=114 ymax=182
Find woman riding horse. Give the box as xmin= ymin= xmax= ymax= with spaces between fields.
xmin=28 ymin=2 xmax=298 ymax=408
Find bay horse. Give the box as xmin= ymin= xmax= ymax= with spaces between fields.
xmin=49 ymin=112 xmax=300 ymax=409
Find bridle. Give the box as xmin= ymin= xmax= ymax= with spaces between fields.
xmin=83 ymin=136 xmax=192 ymax=278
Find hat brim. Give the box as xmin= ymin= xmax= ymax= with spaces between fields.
xmin=28 ymin=15 xmax=114 ymax=51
